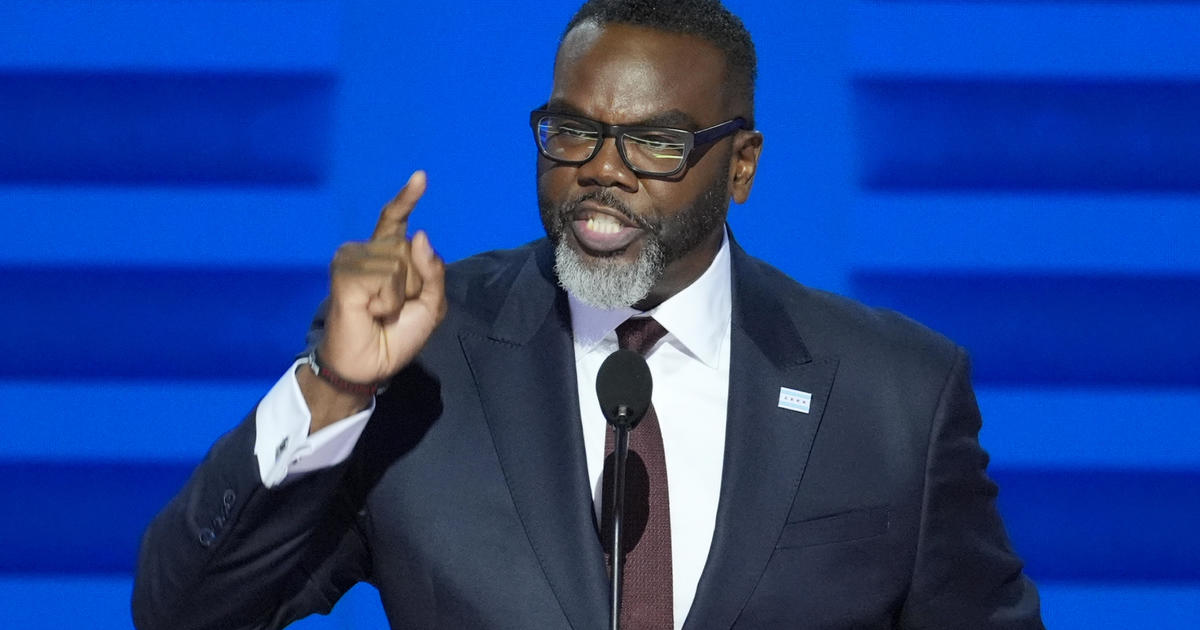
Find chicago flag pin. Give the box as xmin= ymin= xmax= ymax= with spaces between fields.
xmin=778 ymin=387 xmax=812 ymax=414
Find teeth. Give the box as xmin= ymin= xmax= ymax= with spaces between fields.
xmin=586 ymin=215 xmax=623 ymax=235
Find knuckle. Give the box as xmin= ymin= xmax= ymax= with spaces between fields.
xmin=331 ymin=242 xmax=366 ymax=268
xmin=335 ymin=241 xmax=364 ymax=256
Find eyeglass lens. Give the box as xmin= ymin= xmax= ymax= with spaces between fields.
xmin=536 ymin=115 xmax=688 ymax=174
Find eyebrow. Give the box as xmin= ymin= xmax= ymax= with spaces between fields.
xmin=543 ymin=99 xmax=702 ymax=130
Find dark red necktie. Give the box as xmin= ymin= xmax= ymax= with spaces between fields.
xmin=601 ymin=317 xmax=673 ymax=629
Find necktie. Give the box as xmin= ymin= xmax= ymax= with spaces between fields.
xmin=601 ymin=317 xmax=673 ymax=629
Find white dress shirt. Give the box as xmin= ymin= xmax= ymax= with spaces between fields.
xmin=570 ymin=233 xmax=732 ymax=628
xmin=253 ymin=234 xmax=733 ymax=628
xmin=253 ymin=359 xmax=374 ymax=488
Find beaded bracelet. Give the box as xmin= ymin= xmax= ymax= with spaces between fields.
xmin=302 ymin=348 xmax=387 ymax=397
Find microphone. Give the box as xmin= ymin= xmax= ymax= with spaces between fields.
xmin=596 ymin=349 xmax=653 ymax=429
xmin=595 ymin=349 xmax=654 ymax=630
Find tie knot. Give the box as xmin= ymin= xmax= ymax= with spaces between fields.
xmin=616 ymin=317 xmax=668 ymax=356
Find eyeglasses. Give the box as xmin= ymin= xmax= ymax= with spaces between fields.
xmin=530 ymin=109 xmax=747 ymax=177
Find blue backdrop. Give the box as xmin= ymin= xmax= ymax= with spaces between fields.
xmin=2 ymin=1 xmax=1198 ymax=628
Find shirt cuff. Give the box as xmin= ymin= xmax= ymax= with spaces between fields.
xmin=253 ymin=359 xmax=375 ymax=487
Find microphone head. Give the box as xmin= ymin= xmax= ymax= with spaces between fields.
xmin=595 ymin=349 xmax=653 ymax=429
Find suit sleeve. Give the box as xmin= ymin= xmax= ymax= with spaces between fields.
xmin=131 ymin=408 xmax=372 ymax=630
xmin=899 ymin=349 xmax=1045 ymax=629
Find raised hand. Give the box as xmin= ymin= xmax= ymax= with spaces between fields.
xmin=299 ymin=171 xmax=447 ymax=429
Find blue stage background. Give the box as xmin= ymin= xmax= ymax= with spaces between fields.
xmin=2 ymin=1 xmax=1198 ymax=628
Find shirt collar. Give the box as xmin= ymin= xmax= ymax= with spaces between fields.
xmin=569 ymin=229 xmax=732 ymax=369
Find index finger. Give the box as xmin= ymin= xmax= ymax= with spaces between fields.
xmin=371 ymin=170 xmax=427 ymax=241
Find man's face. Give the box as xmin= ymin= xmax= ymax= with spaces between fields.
xmin=537 ymin=21 xmax=760 ymax=310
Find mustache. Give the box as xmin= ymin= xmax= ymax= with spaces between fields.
xmin=560 ymin=190 xmax=657 ymax=234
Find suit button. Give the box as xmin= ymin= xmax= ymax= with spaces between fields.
xmin=223 ymin=489 xmax=236 ymax=510
xmin=198 ymin=528 xmax=217 ymax=547
xmin=212 ymin=515 xmax=226 ymax=529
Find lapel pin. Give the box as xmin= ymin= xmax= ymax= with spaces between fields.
xmin=778 ymin=387 xmax=812 ymax=414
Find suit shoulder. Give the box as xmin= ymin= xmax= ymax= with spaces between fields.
xmin=439 ymin=239 xmax=553 ymax=324
xmin=741 ymin=255 xmax=963 ymax=376
xmin=445 ymin=239 xmax=540 ymax=275
xmin=444 ymin=238 xmax=542 ymax=287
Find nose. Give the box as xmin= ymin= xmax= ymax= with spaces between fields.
xmin=575 ymin=137 xmax=638 ymax=192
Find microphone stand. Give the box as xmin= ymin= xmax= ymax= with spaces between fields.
xmin=608 ymin=406 xmax=632 ymax=630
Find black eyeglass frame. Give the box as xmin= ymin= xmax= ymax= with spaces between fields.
xmin=530 ymin=109 xmax=749 ymax=177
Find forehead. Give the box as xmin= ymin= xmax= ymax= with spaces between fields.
xmin=550 ymin=22 xmax=728 ymax=125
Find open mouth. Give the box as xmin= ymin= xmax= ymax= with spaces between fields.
xmin=568 ymin=203 xmax=645 ymax=254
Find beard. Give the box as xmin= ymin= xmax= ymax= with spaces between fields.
xmin=538 ymin=170 xmax=730 ymax=309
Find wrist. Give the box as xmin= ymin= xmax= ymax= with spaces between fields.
xmin=295 ymin=362 xmax=373 ymax=434
xmin=302 ymin=347 xmax=388 ymax=397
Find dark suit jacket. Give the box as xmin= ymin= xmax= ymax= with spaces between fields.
xmin=133 ymin=237 xmax=1043 ymax=629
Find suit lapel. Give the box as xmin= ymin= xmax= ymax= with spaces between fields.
xmin=684 ymin=246 xmax=840 ymax=630
xmin=458 ymin=245 xmax=609 ymax=630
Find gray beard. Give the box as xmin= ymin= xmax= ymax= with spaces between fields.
xmin=553 ymin=237 xmax=666 ymax=309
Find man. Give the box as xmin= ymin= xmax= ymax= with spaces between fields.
xmin=134 ymin=1 xmax=1043 ymax=628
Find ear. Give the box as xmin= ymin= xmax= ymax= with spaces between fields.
xmin=728 ymin=130 xmax=763 ymax=204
